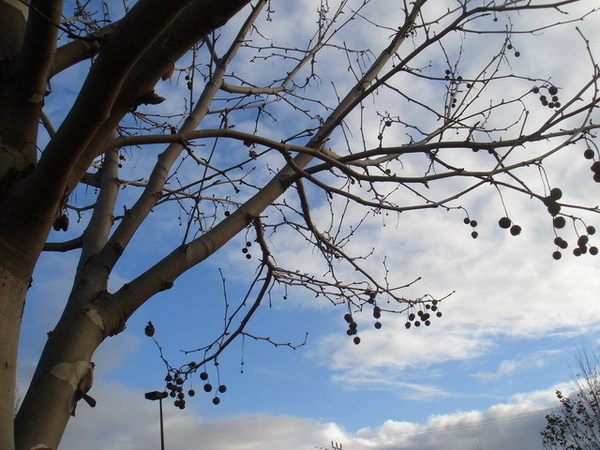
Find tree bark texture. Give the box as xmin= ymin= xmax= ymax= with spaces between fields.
xmin=0 ymin=1 xmax=252 ymax=448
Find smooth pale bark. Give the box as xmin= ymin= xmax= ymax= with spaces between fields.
xmin=8 ymin=2 xmax=252 ymax=448
xmin=0 ymin=268 xmax=27 ymax=450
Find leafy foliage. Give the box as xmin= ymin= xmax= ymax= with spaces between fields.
xmin=542 ymin=354 xmax=600 ymax=449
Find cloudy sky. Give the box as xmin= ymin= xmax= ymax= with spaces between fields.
xmin=16 ymin=1 xmax=600 ymax=449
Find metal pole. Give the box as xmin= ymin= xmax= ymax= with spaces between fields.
xmin=145 ymin=391 xmax=168 ymax=450
xmin=158 ymin=397 xmax=165 ymax=450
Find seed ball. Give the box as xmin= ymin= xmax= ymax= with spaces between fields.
xmin=188 ymin=389 xmax=196 ymax=397
xmin=553 ymin=237 xmax=562 ymax=246
xmin=169 ymin=391 xmax=176 ymax=398
xmin=580 ymin=246 xmax=588 ymax=254
xmin=245 ymin=254 xmax=251 ymax=259
xmin=559 ymin=239 xmax=569 ymax=249
xmin=431 ymin=305 xmax=438 ymax=311
xmin=578 ymin=235 xmax=589 ymax=247
xmin=417 ymin=310 xmax=424 ymax=317
xmin=510 ymin=225 xmax=522 ymax=236
xmin=218 ymin=385 xmax=227 ymax=393
xmin=549 ymin=188 xmax=563 ymax=200
xmin=553 ymin=217 xmax=566 ymax=229
xmin=408 ymin=313 xmax=416 ymax=321
xmin=552 ymin=251 xmax=562 ymax=260
xmin=349 ymin=321 xmax=358 ymax=330
xmin=242 ymin=247 xmax=248 ymax=253
xmin=177 ymin=392 xmax=185 ymax=400
xmin=174 ymin=400 xmax=181 ymax=407
xmin=507 ymin=43 xmax=513 ymax=49
xmin=584 ymin=149 xmax=595 ymax=160
xmin=594 ymin=173 xmax=600 ymax=183
xmin=344 ymin=313 xmax=353 ymax=323
xmin=212 ymin=396 xmax=221 ymax=405
xmin=471 ymin=231 xmax=478 ymax=239
xmin=425 ymin=320 xmax=431 ymax=326
xmin=540 ymin=95 xmax=547 ymax=103
xmin=532 ymin=87 xmax=539 ymax=94
xmin=374 ymin=321 xmax=382 ymax=329
xmin=373 ymin=310 xmax=381 ymax=319
xmin=551 ymin=96 xmax=559 ymax=102
xmin=587 ymin=226 xmax=596 ymax=235
xmin=200 ymin=371 xmax=209 ymax=381
xmin=203 ymin=383 xmax=213 ymax=392
xmin=548 ymin=86 xmax=558 ymax=95
xmin=590 ymin=247 xmax=598 ymax=255
xmin=347 ymin=328 xmax=357 ymax=336
xmin=414 ymin=321 xmax=421 ymax=327
xmin=591 ymin=161 xmax=600 ymax=173
xmin=165 ymin=374 xmax=173 ymax=382
xmin=175 ymin=377 xmax=184 ymax=385
xmin=470 ymin=220 xmax=478 ymax=227
xmin=463 ymin=217 xmax=471 ymax=225
xmin=554 ymin=102 xmax=561 ymax=108
xmin=436 ymin=311 xmax=443 ymax=318
xmin=514 ymin=51 xmax=520 ymax=57
xmin=405 ymin=322 xmax=411 ymax=329
xmin=144 ymin=322 xmax=155 ymax=337
xmin=498 ymin=217 xmax=512 ymax=229
xmin=573 ymin=248 xmax=582 ymax=257
xmin=246 ymin=241 xmax=252 ymax=247
xmin=353 ymin=336 xmax=361 ymax=345
xmin=548 ymin=103 xmax=555 ymax=109
xmin=547 ymin=203 xmax=561 ymax=216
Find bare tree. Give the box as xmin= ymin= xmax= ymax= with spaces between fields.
xmin=541 ymin=352 xmax=600 ymax=449
xmin=1 ymin=0 xmax=599 ymax=448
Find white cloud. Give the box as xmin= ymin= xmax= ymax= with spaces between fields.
xmin=472 ymin=349 xmax=564 ymax=381
xmin=59 ymin=378 xmax=566 ymax=450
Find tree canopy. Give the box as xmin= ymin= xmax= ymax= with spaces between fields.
xmin=1 ymin=0 xmax=599 ymax=448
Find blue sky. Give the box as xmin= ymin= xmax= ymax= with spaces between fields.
xmin=16 ymin=1 xmax=600 ymax=449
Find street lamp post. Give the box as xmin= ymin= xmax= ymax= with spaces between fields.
xmin=145 ymin=391 xmax=168 ymax=450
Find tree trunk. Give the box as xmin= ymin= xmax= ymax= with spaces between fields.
xmin=14 ymin=281 xmax=107 ymax=450
xmin=0 ymin=268 xmax=27 ymax=450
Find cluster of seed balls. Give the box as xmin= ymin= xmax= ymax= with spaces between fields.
xmin=532 ymin=85 xmax=561 ymax=109
xmin=343 ymin=299 xmax=443 ymax=342
xmin=343 ymin=291 xmax=384 ymax=344
xmin=404 ymin=301 xmax=442 ymax=329
xmin=343 ymin=307 xmax=382 ymax=345
xmin=552 ymin=225 xmax=597 ymax=260
xmin=491 ymin=184 xmax=598 ymax=260
xmin=241 ymin=241 xmax=253 ymax=259
xmin=144 ymin=322 xmax=227 ymax=408
xmin=585 ymin=147 xmax=600 ymax=183
xmin=163 ymin=369 xmax=228 ymax=409
xmin=443 ymin=70 xmax=463 ymax=109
